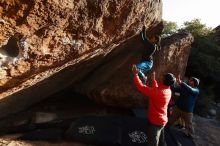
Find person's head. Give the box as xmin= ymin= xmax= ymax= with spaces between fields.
xmin=148 ymin=35 xmax=161 ymax=50
xmin=163 ymin=73 xmax=176 ymax=86
xmin=188 ymin=77 xmax=200 ymax=87
xmin=148 ymin=35 xmax=160 ymax=44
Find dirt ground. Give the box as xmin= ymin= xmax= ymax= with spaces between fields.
xmin=193 ymin=115 xmax=220 ymax=146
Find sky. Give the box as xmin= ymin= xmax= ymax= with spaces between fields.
xmin=163 ymin=0 xmax=220 ymax=28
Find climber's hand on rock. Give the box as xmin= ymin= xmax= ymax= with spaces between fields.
xmin=177 ymin=74 xmax=182 ymax=84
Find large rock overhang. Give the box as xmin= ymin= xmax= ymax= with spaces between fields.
xmin=0 ymin=0 xmax=162 ymax=118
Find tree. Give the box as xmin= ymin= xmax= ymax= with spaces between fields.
xmin=162 ymin=20 xmax=178 ymax=37
xmin=183 ymin=19 xmax=220 ymax=105
xmin=179 ymin=19 xmax=213 ymax=37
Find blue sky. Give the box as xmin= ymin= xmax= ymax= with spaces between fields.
xmin=163 ymin=0 xmax=220 ymax=28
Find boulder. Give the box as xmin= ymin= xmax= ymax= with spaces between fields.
xmin=33 ymin=112 xmax=58 ymax=124
xmin=209 ymin=109 xmax=216 ymax=117
xmin=0 ymin=0 xmax=162 ymax=118
xmin=74 ymin=33 xmax=194 ymax=107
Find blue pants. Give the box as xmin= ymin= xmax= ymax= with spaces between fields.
xmin=136 ymin=60 xmax=153 ymax=82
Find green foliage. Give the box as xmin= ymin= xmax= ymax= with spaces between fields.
xmin=179 ymin=19 xmax=213 ymax=37
xmin=162 ymin=19 xmax=213 ymax=38
xmin=187 ymin=36 xmax=220 ymax=81
xmin=162 ymin=20 xmax=179 ymax=37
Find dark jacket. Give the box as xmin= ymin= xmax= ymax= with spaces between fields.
xmin=174 ymin=82 xmax=199 ymax=113
xmin=140 ymin=31 xmax=157 ymax=62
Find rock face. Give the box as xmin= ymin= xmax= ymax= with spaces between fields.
xmin=74 ymin=33 xmax=194 ymax=107
xmin=0 ymin=0 xmax=193 ymax=119
xmin=214 ymin=25 xmax=220 ymax=45
xmin=0 ymin=0 xmax=162 ymax=118
xmin=0 ymin=0 xmax=162 ymax=90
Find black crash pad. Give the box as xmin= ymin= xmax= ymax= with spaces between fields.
xmin=18 ymin=116 xmax=196 ymax=146
xmin=65 ymin=116 xmax=121 ymax=146
xmin=19 ymin=128 xmax=65 ymax=141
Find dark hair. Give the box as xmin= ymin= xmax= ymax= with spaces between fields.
xmin=148 ymin=35 xmax=160 ymax=43
xmin=191 ymin=77 xmax=200 ymax=87
xmin=154 ymin=35 xmax=160 ymax=43
xmin=163 ymin=73 xmax=176 ymax=86
xmin=148 ymin=35 xmax=161 ymax=50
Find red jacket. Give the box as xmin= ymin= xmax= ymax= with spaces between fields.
xmin=134 ymin=75 xmax=171 ymax=126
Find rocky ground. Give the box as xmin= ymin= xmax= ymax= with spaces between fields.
xmin=193 ymin=115 xmax=220 ymax=146
xmin=0 ymin=90 xmax=219 ymax=146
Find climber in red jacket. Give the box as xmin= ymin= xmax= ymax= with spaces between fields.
xmin=132 ymin=65 xmax=176 ymax=146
